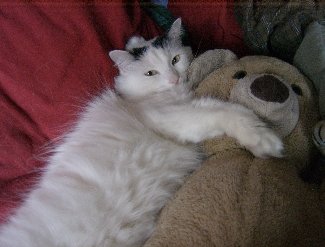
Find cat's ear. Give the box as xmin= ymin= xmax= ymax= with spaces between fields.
xmin=167 ymin=18 xmax=183 ymax=40
xmin=109 ymin=50 xmax=134 ymax=72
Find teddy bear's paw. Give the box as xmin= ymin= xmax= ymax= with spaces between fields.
xmin=245 ymin=128 xmax=284 ymax=158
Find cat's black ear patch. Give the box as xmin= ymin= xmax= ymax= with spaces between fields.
xmin=129 ymin=46 xmax=148 ymax=60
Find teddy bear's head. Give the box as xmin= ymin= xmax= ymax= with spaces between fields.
xmin=193 ymin=55 xmax=318 ymax=167
xmin=230 ymin=73 xmax=298 ymax=137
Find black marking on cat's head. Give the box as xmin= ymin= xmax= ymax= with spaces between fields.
xmin=129 ymin=46 xmax=148 ymax=60
xmin=152 ymin=33 xmax=190 ymax=48
xmin=152 ymin=35 xmax=169 ymax=48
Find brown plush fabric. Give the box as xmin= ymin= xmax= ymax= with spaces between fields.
xmin=144 ymin=56 xmax=325 ymax=247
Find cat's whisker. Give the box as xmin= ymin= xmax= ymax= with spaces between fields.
xmin=193 ymin=36 xmax=204 ymax=59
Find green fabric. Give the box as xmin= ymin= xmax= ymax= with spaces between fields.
xmin=294 ymin=21 xmax=325 ymax=119
xmin=141 ymin=1 xmax=176 ymax=31
xmin=140 ymin=1 xmax=190 ymax=46
xmin=235 ymin=0 xmax=325 ymax=62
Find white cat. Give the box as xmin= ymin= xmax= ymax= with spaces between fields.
xmin=0 ymin=19 xmax=283 ymax=247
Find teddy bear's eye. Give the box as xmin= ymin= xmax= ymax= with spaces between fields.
xmin=291 ymin=84 xmax=302 ymax=96
xmin=232 ymin=70 xmax=247 ymax=79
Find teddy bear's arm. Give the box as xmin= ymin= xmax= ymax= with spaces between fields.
xmin=143 ymin=97 xmax=283 ymax=158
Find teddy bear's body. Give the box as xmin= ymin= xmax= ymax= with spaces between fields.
xmin=144 ymin=54 xmax=325 ymax=247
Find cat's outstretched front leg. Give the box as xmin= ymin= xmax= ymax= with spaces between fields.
xmin=144 ymin=98 xmax=283 ymax=158
xmin=221 ymin=106 xmax=284 ymax=158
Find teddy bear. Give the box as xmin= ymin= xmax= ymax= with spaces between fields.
xmin=144 ymin=51 xmax=325 ymax=247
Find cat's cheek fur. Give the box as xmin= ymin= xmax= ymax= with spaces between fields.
xmin=115 ymin=74 xmax=169 ymax=98
xmin=173 ymin=49 xmax=193 ymax=78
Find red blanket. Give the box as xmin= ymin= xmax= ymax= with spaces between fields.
xmin=0 ymin=0 xmax=247 ymax=223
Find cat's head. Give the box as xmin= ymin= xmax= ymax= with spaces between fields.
xmin=109 ymin=19 xmax=193 ymax=98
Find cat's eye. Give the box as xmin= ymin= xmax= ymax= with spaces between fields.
xmin=145 ymin=70 xmax=158 ymax=76
xmin=172 ymin=55 xmax=180 ymax=65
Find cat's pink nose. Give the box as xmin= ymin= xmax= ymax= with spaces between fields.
xmin=169 ymin=76 xmax=180 ymax=84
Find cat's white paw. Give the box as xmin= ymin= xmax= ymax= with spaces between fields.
xmin=244 ymin=127 xmax=284 ymax=158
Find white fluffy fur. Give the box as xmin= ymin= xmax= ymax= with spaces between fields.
xmin=0 ymin=19 xmax=283 ymax=247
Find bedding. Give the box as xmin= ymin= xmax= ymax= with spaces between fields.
xmin=235 ymin=0 xmax=325 ymax=62
xmin=0 ymin=1 xmax=247 ymax=223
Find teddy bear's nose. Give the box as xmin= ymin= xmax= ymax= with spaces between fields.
xmin=250 ymin=75 xmax=289 ymax=103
